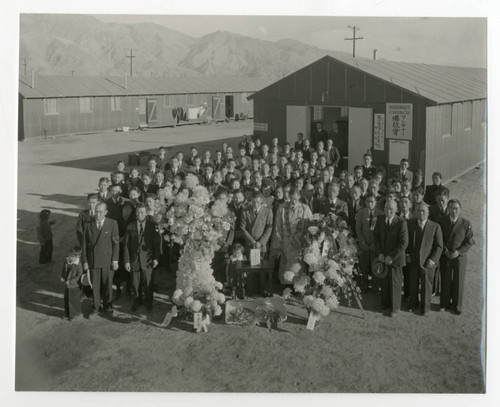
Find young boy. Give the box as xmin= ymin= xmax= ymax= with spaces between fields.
xmin=60 ymin=246 xmax=83 ymax=320
xmin=226 ymin=243 xmax=248 ymax=299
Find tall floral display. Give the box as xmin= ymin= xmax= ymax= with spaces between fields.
xmin=283 ymin=213 xmax=362 ymax=326
xmin=163 ymin=174 xmax=233 ymax=318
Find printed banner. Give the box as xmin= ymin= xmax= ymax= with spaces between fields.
xmin=373 ymin=113 xmax=385 ymax=150
xmin=386 ymin=103 xmax=412 ymax=140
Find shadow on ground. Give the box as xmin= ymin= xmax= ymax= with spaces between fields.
xmin=48 ymin=136 xmax=242 ymax=172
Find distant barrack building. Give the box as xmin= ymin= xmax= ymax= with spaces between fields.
xmin=249 ymin=55 xmax=487 ymax=184
xmin=18 ymin=75 xmax=271 ymax=141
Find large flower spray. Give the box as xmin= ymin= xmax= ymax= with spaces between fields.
xmin=164 ymin=174 xmax=233 ymax=317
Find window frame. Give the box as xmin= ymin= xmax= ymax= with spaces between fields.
xmin=43 ymin=98 xmax=59 ymax=116
xmin=110 ymin=96 xmax=122 ymax=111
xmin=79 ymin=97 xmax=93 ymax=113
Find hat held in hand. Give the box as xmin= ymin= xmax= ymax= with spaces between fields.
xmin=372 ymin=258 xmax=388 ymax=279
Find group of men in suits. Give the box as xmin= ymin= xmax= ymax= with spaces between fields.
xmin=73 ymin=134 xmax=474 ymax=318
xmin=77 ymin=195 xmax=160 ymax=316
xmin=368 ymin=197 xmax=473 ymax=317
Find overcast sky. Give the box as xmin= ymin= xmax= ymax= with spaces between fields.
xmin=93 ymin=15 xmax=487 ymax=68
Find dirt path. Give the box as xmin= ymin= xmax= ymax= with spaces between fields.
xmin=15 ymin=124 xmax=486 ymax=392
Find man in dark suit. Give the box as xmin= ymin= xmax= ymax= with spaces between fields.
xmin=406 ymin=203 xmax=443 ymax=315
xmin=429 ymin=188 xmax=450 ymax=222
xmin=156 ymin=146 xmax=169 ymax=172
xmin=185 ymin=146 xmax=199 ymax=168
xmin=139 ymin=174 xmax=159 ymax=202
xmin=438 ymin=199 xmax=474 ymax=315
xmin=81 ymin=202 xmax=120 ymax=315
xmin=164 ymin=156 xmax=183 ymax=182
xmin=97 ymin=177 xmax=111 ymax=202
xmin=373 ymin=200 xmax=409 ymax=316
xmin=399 ymin=180 xmax=414 ymax=203
xmin=347 ymin=185 xmax=365 ymax=235
xmin=355 ymin=194 xmax=384 ymax=292
xmin=319 ymin=183 xmax=348 ymax=221
xmin=143 ymin=158 xmax=159 ymax=181
xmin=424 ymin=172 xmax=447 ymax=206
xmin=76 ymin=193 xmax=99 ymax=246
xmin=361 ymin=153 xmax=378 ymax=180
xmin=325 ymin=138 xmax=341 ymax=168
xmin=294 ymin=132 xmax=305 ymax=152
xmin=124 ymin=203 xmax=161 ymax=312
xmin=105 ymin=184 xmax=125 ymax=221
xmin=428 ymin=188 xmax=450 ymax=296
xmin=240 ymin=191 xmax=274 ymax=257
xmin=392 ymin=158 xmax=413 ymax=185
xmin=189 ymin=156 xmax=205 ymax=183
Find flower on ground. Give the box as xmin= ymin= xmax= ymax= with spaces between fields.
xmin=303 ymin=295 xmax=315 ymax=308
xmin=192 ymin=300 xmax=202 ymax=312
xmin=326 ymin=296 xmax=339 ymax=310
xmin=319 ymin=305 xmax=330 ymax=317
xmin=312 ymin=298 xmax=325 ymax=313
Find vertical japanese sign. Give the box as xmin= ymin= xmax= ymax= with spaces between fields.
xmin=373 ymin=113 xmax=385 ymax=150
xmin=386 ymin=103 xmax=413 ymax=140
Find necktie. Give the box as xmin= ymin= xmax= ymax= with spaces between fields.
xmin=369 ymin=211 xmax=373 ymax=227
xmin=97 ymin=221 xmax=102 ymax=231
xmin=139 ymin=222 xmax=144 ymax=236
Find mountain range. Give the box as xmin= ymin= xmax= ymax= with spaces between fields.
xmin=19 ymin=14 xmax=352 ymax=80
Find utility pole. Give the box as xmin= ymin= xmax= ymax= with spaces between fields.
xmin=373 ymin=49 xmax=378 ymax=60
xmin=22 ymin=58 xmax=27 ymax=76
xmin=126 ymin=48 xmax=136 ymax=77
xmin=344 ymin=25 xmax=363 ymax=58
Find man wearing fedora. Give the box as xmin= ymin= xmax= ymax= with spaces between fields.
xmin=373 ymin=200 xmax=408 ymax=317
xmin=406 ymin=203 xmax=443 ymax=316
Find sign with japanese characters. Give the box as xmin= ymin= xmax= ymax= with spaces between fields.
xmin=254 ymin=122 xmax=268 ymax=131
xmin=373 ymin=113 xmax=385 ymax=150
xmin=386 ymin=103 xmax=412 ymax=140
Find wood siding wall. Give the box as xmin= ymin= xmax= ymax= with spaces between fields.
xmin=252 ymin=57 xmax=429 ymax=181
xmin=425 ymin=99 xmax=486 ymax=184
xmin=20 ymin=92 xmax=255 ymax=139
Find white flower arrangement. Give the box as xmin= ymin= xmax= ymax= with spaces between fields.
xmin=165 ymin=179 xmax=234 ymax=320
xmin=282 ymin=214 xmax=362 ymax=327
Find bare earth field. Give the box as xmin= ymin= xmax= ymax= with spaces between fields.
xmin=15 ymin=122 xmax=486 ymax=392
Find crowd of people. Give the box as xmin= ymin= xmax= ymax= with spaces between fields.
xmin=38 ymin=128 xmax=475 ymax=321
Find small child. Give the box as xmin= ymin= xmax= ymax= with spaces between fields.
xmin=60 ymin=246 xmax=84 ymax=320
xmin=37 ymin=209 xmax=55 ymax=264
xmin=226 ymin=243 xmax=247 ymax=299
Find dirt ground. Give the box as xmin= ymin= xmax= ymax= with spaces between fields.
xmin=15 ymin=121 xmax=486 ymax=392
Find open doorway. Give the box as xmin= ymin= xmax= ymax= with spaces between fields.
xmin=308 ymin=105 xmax=373 ymax=172
xmin=309 ymin=106 xmax=349 ymax=171
xmin=225 ymin=95 xmax=234 ymax=119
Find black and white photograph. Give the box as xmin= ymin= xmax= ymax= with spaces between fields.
xmin=2 ymin=0 xmax=499 ymax=403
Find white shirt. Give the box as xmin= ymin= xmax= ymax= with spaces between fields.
xmin=96 ymin=219 xmax=104 ymax=230
xmin=386 ymin=216 xmax=394 ymax=226
xmin=137 ymin=220 xmax=146 ymax=235
xmin=418 ymin=219 xmax=427 ymax=229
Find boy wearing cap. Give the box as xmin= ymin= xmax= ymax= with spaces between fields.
xmin=60 ymin=246 xmax=83 ymax=320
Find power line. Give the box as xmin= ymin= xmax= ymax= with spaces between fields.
xmin=125 ymin=48 xmax=136 ymax=77
xmin=344 ymin=25 xmax=363 ymax=58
